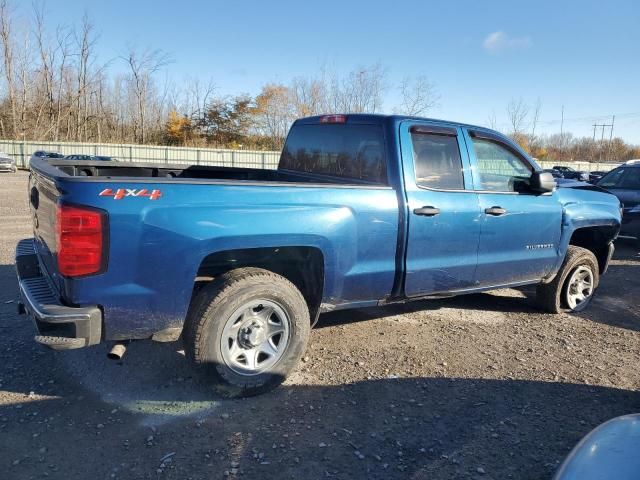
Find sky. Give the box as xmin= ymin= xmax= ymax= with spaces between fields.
xmin=37 ymin=0 xmax=640 ymax=143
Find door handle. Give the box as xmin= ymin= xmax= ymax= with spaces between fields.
xmin=413 ymin=206 xmax=440 ymax=216
xmin=485 ymin=206 xmax=507 ymax=216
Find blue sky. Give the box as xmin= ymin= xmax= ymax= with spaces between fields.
xmin=40 ymin=0 xmax=640 ymax=142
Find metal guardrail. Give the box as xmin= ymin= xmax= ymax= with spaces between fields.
xmin=0 ymin=140 xmax=282 ymax=170
xmin=0 ymin=139 xmax=622 ymax=173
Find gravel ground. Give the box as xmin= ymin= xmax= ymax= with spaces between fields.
xmin=1 ymin=170 xmax=639 ymax=480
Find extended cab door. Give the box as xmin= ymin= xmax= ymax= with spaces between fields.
xmin=462 ymin=128 xmax=562 ymax=287
xmin=400 ymin=121 xmax=482 ymax=296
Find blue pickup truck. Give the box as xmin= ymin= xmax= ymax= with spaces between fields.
xmin=16 ymin=114 xmax=621 ymax=396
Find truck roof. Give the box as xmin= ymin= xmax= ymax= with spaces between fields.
xmin=294 ymin=113 xmax=490 ymax=132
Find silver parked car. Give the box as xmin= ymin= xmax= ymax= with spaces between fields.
xmin=0 ymin=152 xmax=17 ymax=172
xmin=29 ymin=150 xmax=65 ymax=168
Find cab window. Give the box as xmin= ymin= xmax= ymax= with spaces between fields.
xmin=411 ymin=132 xmax=464 ymax=190
xmin=471 ymin=137 xmax=533 ymax=192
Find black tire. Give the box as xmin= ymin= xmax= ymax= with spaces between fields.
xmin=536 ymin=246 xmax=599 ymax=314
xmin=183 ymin=267 xmax=310 ymax=397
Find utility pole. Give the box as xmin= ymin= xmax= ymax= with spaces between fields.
xmin=560 ymin=105 xmax=564 ymax=137
xmin=608 ymin=115 xmax=615 ymax=161
xmin=592 ymin=120 xmax=614 ymax=162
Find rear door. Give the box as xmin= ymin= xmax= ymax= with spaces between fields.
xmin=401 ymin=121 xmax=482 ymax=296
xmin=462 ymin=129 xmax=562 ymax=286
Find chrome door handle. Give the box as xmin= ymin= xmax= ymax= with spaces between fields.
xmin=485 ymin=206 xmax=507 ymax=216
xmin=413 ymin=206 xmax=440 ymax=216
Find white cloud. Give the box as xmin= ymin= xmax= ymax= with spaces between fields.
xmin=483 ymin=31 xmax=532 ymax=54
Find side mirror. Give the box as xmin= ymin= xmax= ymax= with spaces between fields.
xmin=530 ymin=171 xmax=556 ymax=193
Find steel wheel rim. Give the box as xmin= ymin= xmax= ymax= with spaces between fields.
xmin=566 ymin=265 xmax=594 ymax=310
xmin=220 ymin=299 xmax=290 ymax=376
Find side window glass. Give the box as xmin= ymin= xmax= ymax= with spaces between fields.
xmin=471 ymin=138 xmax=533 ymax=192
xmin=598 ymin=168 xmax=625 ymax=188
xmin=620 ymin=168 xmax=640 ymax=189
xmin=411 ymin=132 xmax=464 ymax=190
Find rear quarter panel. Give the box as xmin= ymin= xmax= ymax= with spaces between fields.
xmin=57 ymin=179 xmax=399 ymax=340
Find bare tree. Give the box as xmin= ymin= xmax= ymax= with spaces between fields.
xmin=397 ymin=75 xmax=439 ymax=116
xmin=0 ymin=0 xmax=18 ymax=137
xmin=184 ymin=76 xmax=216 ymax=130
xmin=506 ymin=97 xmax=529 ymax=134
xmin=122 ymin=46 xmax=171 ymax=142
xmin=253 ymin=83 xmax=294 ymax=148
xmin=290 ymin=75 xmax=327 ymax=117
xmin=530 ymin=97 xmax=542 ymax=138
xmin=326 ymin=64 xmax=387 ymax=113
xmin=487 ymin=110 xmax=498 ymax=130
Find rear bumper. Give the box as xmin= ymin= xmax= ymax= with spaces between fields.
xmin=15 ymin=238 xmax=102 ymax=350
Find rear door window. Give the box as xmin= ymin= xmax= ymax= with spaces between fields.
xmin=411 ymin=132 xmax=464 ymax=190
xmin=279 ymin=124 xmax=387 ymax=184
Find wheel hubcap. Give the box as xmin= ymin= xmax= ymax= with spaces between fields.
xmin=220 ymin=300 xmax=290 ymax=376
xmin=566 ymin=265 xmax=594 ymax=310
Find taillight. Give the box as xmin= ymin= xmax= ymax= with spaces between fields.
xmin=319 ymin=114 xmax=347 ymax=124
xmin=56 ymin=204 xmax=106 ymax=277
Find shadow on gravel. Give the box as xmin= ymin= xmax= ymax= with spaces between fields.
xmin=581 ymin=240 xmax=640 ymax=332
xmin=1 ymin=357 xmax=639 ymax=479
xmin=316 ymin=292 xmax=539 ymax=329
xmin=318 ymin=241 xmax=640 ymax=332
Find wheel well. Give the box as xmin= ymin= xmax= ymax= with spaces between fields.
xmin=569 ymin=226 xmax=616 ymax=273
xmin=194 ymin=246 xmax=324 ymax=323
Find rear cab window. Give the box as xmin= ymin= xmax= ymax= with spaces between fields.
xmin=279 ymin=123 xmax=387 ymax=184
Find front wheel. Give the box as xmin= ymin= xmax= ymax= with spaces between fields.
xmin=536 ymin=246 xmax=599 ymax=313
xmin=184 ymin=267 xmax=310 ymax=397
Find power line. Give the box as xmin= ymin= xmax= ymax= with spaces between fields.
xmin=592 ymin=116 xmax=615 ymax=161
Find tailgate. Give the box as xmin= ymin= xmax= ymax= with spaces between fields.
xmin=29 ymin=171 xmax=63 ymax=292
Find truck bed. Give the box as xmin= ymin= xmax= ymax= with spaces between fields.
xmin=44 ymin=159 xmax=380 ymax=186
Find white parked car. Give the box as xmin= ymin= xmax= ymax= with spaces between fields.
xmin=0 ymin=152 xmax=17 ymax=173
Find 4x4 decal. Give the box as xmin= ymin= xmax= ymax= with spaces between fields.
xmin=99 ymin=188 xmax=162 ymax=200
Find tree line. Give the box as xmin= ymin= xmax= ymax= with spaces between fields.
xmin=493 ymin=98 xmax=640 ymax=162
xmin=0 ymin=1 xmax=439 ymax=149
xmin=0 ymin=1 xmax=637 ymax=161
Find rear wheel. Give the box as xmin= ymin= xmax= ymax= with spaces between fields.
xmin=536 ymin=246 xmax=599 ymax=313
xmin=184 ymin=267 xmax=310 ymax=397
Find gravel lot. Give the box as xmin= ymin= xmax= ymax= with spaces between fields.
xmin=1 ymin=170 xmax=639 ymax=479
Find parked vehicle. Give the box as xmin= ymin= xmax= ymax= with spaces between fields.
xmin=553 ymin=165 xmax=589 ymax=182
xmin=17 ymin=114 xmax=622 ymax=396
xmin=596 ymin=162 xmax=640 ymax=244
xmin=588 ymin=170 xmax=607 ymax=183
xmin=554 ymin=414 xmax=640 ymax=480
xmin=0 ymin=151 xmax=17 ymax=172
xmin=64 ymin=154 xmax=97 ymax=160
xmin=29 ymin=150 xmax=64 ymax=168
xmin=95 ymin=155 xmax=115 ymax=161
xmin=543 ymin=168 xmax=564 ymax=179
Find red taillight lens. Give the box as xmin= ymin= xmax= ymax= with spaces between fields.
xmin=319 ymin=114 xmax=347 ymax=124
xmin=56 ymin=205 xmax=106 ymax=277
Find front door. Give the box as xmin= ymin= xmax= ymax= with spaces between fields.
xmin=462 ymin=128 xmax=562 ymax=287
xmin=401 ymin=121 xmax=482 ymax=297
